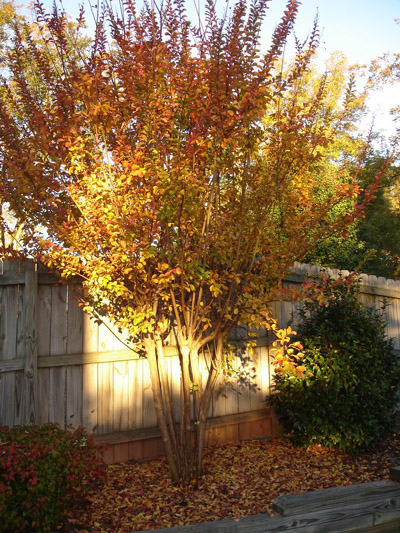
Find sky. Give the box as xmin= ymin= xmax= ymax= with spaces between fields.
xmin=20 ymin=0 xmax=400 ymax=141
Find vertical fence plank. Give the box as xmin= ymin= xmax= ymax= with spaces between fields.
xmin=210 ymin=367 xmax=227 ymax=446
xmin=142 ymin=357 xmax=157 ymax=428
xmin=98 ymin=319 xmax=115 ymax=434
xmin=237 ymin=350 xmax=252 ymax=415
xmin=66 ymin=287 xmax=83 ymax=428
xmin=0 ymin=372 xmax=14 ymax=426
xmin=393 ymin=299 xmax=400 ymax=352
xmin=82 ymin=360 xmax=98 ymax=434
xmin=50 ymin=285 xmax=68 ymax=355
xmin=166 ymin=356 xmax=178 ymax=424
xmin=128 ymin=358 xmax=143 ymax=430
xmin=82 ymin=312 xmax=99 ymax=434
xmin=0 ymin=286 xmax=18 ymax=362
xmin=225 ymin=353 xmax=238 ymax=417
xmin=224 ymin=354 xmax=239 ymax=443
xmin=250 ymin=347 xmax=262 ymax=411
xmin=113 ymin=360 xmax=129 ymax=432
xmin=49 ymin=284 xmax=68 ymax=427
xmin=37 ymin=285 xmax=52 ymax=425
xmin=98 ymin=360 xmax=113 ymax=434
xmin=23 ymin=270 xmax=38 ymax=426
xmin=0 ymin=265 xmax=19 ymax=426
xmin=4 ymin=284 xmax=19 ymax=426
xmin=14 ymin=284 xmax=25 ymax=425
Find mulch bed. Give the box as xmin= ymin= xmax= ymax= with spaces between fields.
xmin=59 ymin=432 xmax=400 ymax=532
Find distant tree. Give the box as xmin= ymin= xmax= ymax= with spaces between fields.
xmin=305 ymin=29 xmax=400 ymax=279
xmin=0 ymin=0 xmax=375 ymax=481
xmin=306 ymin=154 xmax=400 ymax=279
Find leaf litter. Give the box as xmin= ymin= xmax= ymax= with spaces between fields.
xmin=59 ymin=432 xmax=400 ymax=532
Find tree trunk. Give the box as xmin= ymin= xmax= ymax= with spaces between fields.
xmin=145 ymin=332 xmax=224 ymax=483
xmin=144 ymin=337 xmax=180 ymax=483
xmin=155 ymin=336 xmax=180 ymax=473
xmin=179 ymin=344 xmax=194 ymax=479
xmin=195 ymin=338 xmax=222 ymax=477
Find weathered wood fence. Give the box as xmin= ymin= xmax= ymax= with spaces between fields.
xmin=1 ymin=260 xmax=399 ymax=463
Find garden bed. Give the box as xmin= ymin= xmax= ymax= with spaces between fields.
xmin=58 ymin=432 xmax=400 ymax=532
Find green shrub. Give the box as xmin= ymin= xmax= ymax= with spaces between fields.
xmin=270 ymin=274 xmax=400 ymax=453
xmin=0 ymin=423 xmax=106 ymax=532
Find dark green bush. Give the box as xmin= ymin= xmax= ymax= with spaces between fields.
xmin=270 ymin=274 xmax=400 ymax=453
xmin=0 ymin=423 xmax=106 ymax=532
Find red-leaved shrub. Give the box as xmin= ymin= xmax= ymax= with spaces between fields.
xmin=0 ymin=423 xmax=106 ymax=532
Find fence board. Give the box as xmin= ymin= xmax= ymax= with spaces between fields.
xmin=142 ymin=355 xmax=157 ymax=428
xmin=37 ymin=284 xmax=53 ymax=425
xmin=225 ymin=355 xmax=238 ymax=417
xmin=16 ymin=284 xmax=24 ymax=360
xmin=393 ymin=299 xmax=400 ymax=351
xmin=38 ymin=285 xmax=52 ymax=357
xmin=24 ymin=270 xmax=38 ymax=425
xmin=99 ymin=321 xmax=116 ymax=352
xmin=250 ymin=347 xmax=262 ymax=412
xmin=66 ymin=365 xmax=82 ymax=428
xmin=38 ymin=368 xmax=50 ymax=425
xmin=13 ymin=370 xmax=24 ymax=425
xmin=50 ymin=284 xmax=67 ymax=356
xmin=0 ymin=371 xmax=14 ymax=425
xmin=259 ymin=345 xmax=270 ymax=398
xmin=82 ymin=362 xmax=98 ymax=434
xmin=113 ymin=360 xmax=129 ymax=432
xmin=128 ymin=359 xmax=142 ymax=429
xmin=67 ymin=288 xmax=83 ymax=355
xmin=49 ymin=366 xmax=66 ymax=426
xmin=0 ymin=286 xmax=17 ymax=361
xmin=98 ymin=362 xmax=113 ymax=434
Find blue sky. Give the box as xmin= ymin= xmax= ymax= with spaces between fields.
xmin=21 ymin=0 xmax=399 ymax=64
xmin=21 ymin=0 xmax=399 ymax=139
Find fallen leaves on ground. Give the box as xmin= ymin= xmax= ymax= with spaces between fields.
xmin=59 ymin=433 xmax=400 ymax=532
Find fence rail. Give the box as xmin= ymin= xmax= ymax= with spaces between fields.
xmin=1 ymin=260 xmax=399 ymax=463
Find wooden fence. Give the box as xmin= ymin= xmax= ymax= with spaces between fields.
xmin=1 ymin=260 xmax=399 ymax=463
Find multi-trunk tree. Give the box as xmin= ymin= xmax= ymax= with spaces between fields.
xmin=0 ymin=0 xmax=372 ymax=481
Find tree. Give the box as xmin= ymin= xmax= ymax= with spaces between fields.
xmin=0 ymin=0 xmax=90 ymax=258
xmin=306 ymin=154 xmax=400 ymax=278
xmin=0 ymin=0 xmax=370 ymax=482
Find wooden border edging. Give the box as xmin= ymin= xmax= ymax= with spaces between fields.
xmin=136 ymin=480 xmax=400 ymax=533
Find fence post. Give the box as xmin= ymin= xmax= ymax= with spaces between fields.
xmin=24 ymin=268 xmax=38 ymax=425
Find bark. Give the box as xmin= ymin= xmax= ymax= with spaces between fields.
xmin=155 ymin=336 xmax=180 ymax=473
xmin=180 ymin=344 xmax=194 ymax=478
xmin=145 ymin=330 xmax=224 ymax=482
xmin=144 ymin=337 xmax=180 ymax=483
xmin=195 ymin=337 xmax=223 ymax=477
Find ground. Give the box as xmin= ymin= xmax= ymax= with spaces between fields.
xmin=59 ymin=433 xmax=400 ymax=532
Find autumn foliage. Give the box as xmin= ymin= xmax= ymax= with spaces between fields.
xmin=0 ymin=424 xmax=105 ymax=532
xmin=0 ymin=0 xmax=368 ymax=481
